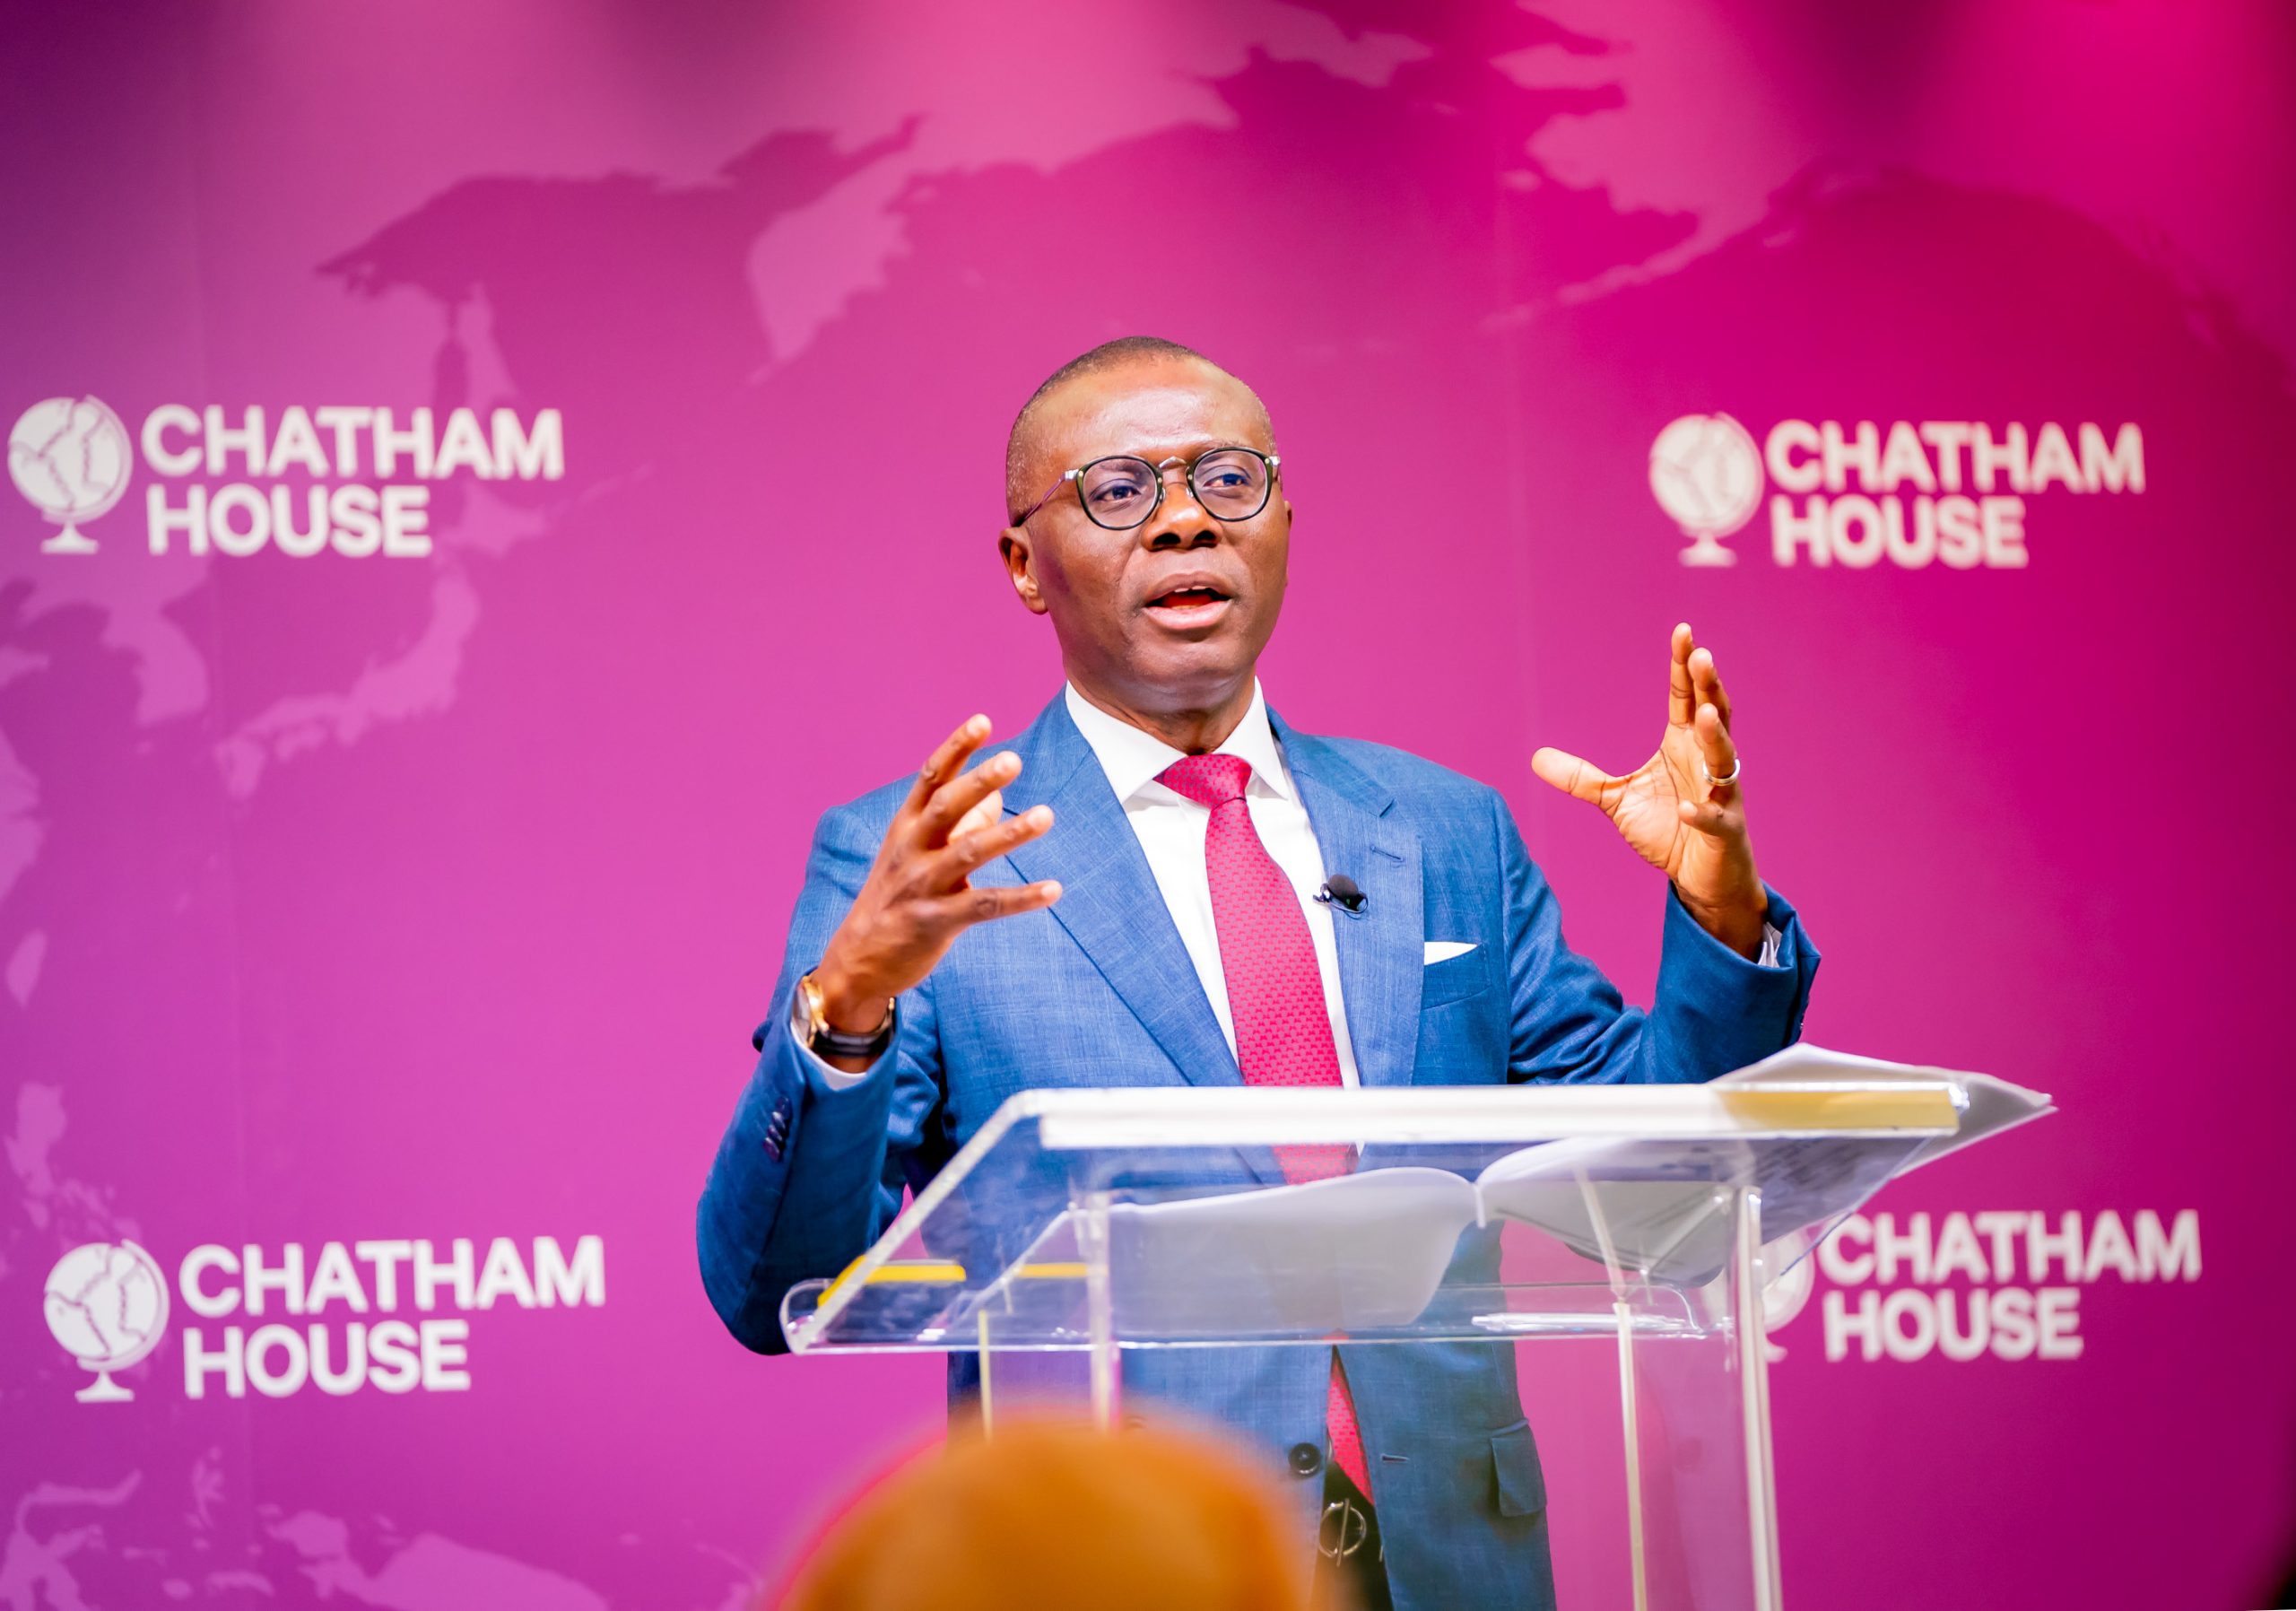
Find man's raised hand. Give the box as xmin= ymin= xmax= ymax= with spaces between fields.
xmin=811 ymin=716 xmax=1061 ymax=1042
xmin=1530 ymin=623 xmax=1769 ymax=958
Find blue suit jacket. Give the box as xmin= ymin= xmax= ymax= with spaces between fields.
xmin=700 ymin=693 xmax=1817 ymax=1611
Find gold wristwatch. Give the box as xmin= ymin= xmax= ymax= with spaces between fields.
xmin=795 ymin=970 xmax=897 ymax=1061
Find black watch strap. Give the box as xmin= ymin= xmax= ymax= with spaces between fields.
xmin=812 ymin=1014 xmax=896 ymax=1061
xmin=796 ymin=971 xmax=898 ymax=1062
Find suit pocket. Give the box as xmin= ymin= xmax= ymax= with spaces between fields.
xmin=1490 ymin=1418 xmax=1547 ymax=1518
xmin=1422 ymin=945 xmax=1499 ymax=1007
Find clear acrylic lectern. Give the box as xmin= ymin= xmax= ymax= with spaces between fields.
xmin=781 ymin=1071 xmax=2010 ymax=1610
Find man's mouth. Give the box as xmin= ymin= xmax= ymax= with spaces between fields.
xmin=1145 ymin=583 xmax=1233 ymax=620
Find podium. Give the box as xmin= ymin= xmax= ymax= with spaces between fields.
xmin=782 ymin=1072 xmax=2017 ymax=1610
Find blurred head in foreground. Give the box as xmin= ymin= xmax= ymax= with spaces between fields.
xmin=780 ymin=1417 xmax=1316 ymax=1611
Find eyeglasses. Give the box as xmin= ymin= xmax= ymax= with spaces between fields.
xmin=1010 ymin=447 xmax=1281 ymax=531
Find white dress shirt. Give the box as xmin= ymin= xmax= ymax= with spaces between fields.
xmin=1062 ymin=681 xmax=1364 ymax=1085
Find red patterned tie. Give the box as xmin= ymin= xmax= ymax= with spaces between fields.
xmin=1156 ymin=753 xmax=1370 ymax=1495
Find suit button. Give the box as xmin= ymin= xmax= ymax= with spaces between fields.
xmin=1289 ymin=1442 xmax=1322 ymax=1477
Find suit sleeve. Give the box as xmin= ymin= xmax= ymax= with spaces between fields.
xmin=696 ymin=802 xmax=951 ymax=1354
xmin=1494 ymin=790 xmax=1819 ymax=1085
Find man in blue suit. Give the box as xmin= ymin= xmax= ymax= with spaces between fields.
xmin=700 ymin=336 xmax=1817 ymax=1610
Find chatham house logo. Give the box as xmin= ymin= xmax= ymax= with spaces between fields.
xmin=44 ymin=1240 xmax=170 ymax=1402
xmin=1648 ymin=410 xmax=2145 ymax=570
xmin=8 ymin=396 xmax=133 ymax=554
xmin=9 ymin=394 xmax=565 ymax=560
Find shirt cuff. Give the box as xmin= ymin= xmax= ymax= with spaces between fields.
xmin=1758 ymin=921 xmax=1784 ymax=970
xmin=792 ymin=992 xmax=899 ymax=1091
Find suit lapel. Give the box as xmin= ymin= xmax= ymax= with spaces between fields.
xmin=1001 ymin=695 xmax=1244 ymax=1089
xmin=1272 ymin=712 xmax=1425 ymax=1091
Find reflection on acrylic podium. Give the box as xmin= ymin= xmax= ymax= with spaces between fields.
xmin=783 ymin=1050 xmax=2046 ymax=1611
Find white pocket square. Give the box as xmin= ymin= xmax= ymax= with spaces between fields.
xmin=1423 ymin=941 xmax=1477 ymax=964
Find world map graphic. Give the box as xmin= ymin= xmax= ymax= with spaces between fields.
xmin=4 ymin=4 xmax=2293 ymax=1607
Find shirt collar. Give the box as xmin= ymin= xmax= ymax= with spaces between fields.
xmin=1063 ymin=681 xmax=1295 ymax=806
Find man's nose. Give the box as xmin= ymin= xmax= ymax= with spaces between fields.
xmin=1139 ymin=464 xmax=1216 ymax=549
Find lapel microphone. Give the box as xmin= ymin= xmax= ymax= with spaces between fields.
xmin=1316 ymin=874 xmax=1369 ymax=914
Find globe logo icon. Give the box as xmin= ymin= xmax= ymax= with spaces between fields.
xmin=1649 ymin=413 xmax=1763 ymax=567
xmin=8 ymin=396 xmax=134 ymax=555
xmin=44 ymin=1240 xmax=170 ymax=1402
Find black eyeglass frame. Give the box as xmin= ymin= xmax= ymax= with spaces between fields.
xmin=1009 ymin=447 xmax=1282 ymax=530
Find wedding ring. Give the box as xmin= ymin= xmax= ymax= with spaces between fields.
xmin=1701 ymin=756 xmax=1743 ymax=788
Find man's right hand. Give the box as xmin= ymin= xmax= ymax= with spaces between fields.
xmin=808 ymin=715 xmax=1061 ymax=1067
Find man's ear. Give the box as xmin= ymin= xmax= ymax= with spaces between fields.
xmin=999 ymin=527 xmax=1048 ymax=614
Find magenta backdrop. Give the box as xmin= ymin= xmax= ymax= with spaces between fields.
xmin=6 ymin=3 xmax=2294 ymax=1607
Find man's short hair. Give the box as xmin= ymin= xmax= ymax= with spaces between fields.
xmin=1004 ymin=336 xmax=1271 ymax=519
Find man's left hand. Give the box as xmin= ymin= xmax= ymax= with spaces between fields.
xmin=1531 ymin=623 xmax=1768 ymax=959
